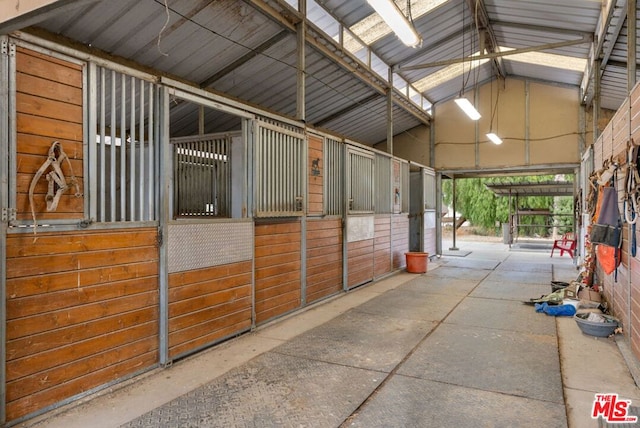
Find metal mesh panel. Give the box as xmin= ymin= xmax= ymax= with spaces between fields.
xmin=375 ymin=154 xmax=391 ymax=214
xmin=255 ymin=122 xmax=305 ymax=217
xmin=324 ymin=137 xmax=344 ymax=216
xmin=168 ymin=222 xmax=253 ymax=273
xmin=172 ymin=134 xmax=231 ymax=218
xmin=92 ymin=66 xmax=159 ymax=222
xmin=348 ymin=148 xmax=374 ymax=213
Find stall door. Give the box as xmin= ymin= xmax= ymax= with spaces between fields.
xmin=346 ymin=147 xmax=375 ymax=288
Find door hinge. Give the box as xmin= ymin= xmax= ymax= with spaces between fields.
xmin=1 ymin=41 xmax=15 ymax=57
xmin=157 ymin=228 xmax=163 ymax=247
xmin=1 ymin=208 xmax=16 ymax=223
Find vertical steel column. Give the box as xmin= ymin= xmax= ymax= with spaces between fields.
xmin=297 ymin=0 xmax=306 ymax=123
xmin=198 ymin=105 xmax=205 ymax=136
xmin=449 ymin=176 xmax=458 ymax=251
xmin=0 ymin=35 xmax=11 ymax=426
xmin=147 ymin=84 xmax=155 ymax=221
xmin=429 ymin=105 xmax=435 ymax=168
xmin=250 ymin=120 xmax=257 ymax=327
xmin=342 ymin=143 xmax=349 ymax=291
xmin=525 ymin=80 xmax=530 ymax=165
xmin=508 ymin=189 xmax=512 ymax=248
xmin=387 ymin=70 xmax=394 ymax=155
xmin=300 ymin=132 xmax=308 ymax=306
xmin=628 ymin=0 xmax=637 ymax=92
xmin=579 ymin=103 xmax=586 ymax=156
xmin=593 ymin=59 xmax=601 ymax=143
xmin=628 ymin=0 xmax=636 ymax=340
xmin=158 ymin=87 xmax=170 ymax=367
xmin=474 ymin=85 xmax=480 ymax=168
xmin=435 ymin=172 xmax=442 ymax=256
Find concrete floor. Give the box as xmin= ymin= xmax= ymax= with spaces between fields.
xmin=18 ymin=241 xmax=640 ymax=428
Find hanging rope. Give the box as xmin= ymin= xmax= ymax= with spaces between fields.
xmin=28 ymin=141 xmax=82 ymax=235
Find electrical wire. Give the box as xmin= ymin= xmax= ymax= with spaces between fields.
xmin=435 ymin=131 xmax=593 ymax=146
xmin=151 ymin=0 xmax=430 ymax=144
xmin=156 ymin=0 xmax=171 ymax=57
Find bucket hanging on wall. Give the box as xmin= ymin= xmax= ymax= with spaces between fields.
xmin=405 ymin=252 xmax=429 ymax=273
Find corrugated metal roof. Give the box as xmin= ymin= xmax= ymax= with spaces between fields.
xmin=0 ymin=0 xmax=632 ymax=146
xmin=486 ymin=181 xmax=575 ymax=197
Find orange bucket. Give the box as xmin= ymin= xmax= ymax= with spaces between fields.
xmin=405 ymin=252 xmax=429 ymax=273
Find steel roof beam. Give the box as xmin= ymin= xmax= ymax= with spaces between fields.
xmin=398 ymin=36 xmax=591 ymax=71
xmin=464 ymin=0 xmax=504 ymax=78
xmin=246 ymin=0 xmax=430 ymax=124
xmin=582 ymin=0 xmax=623 ymax=105
xmin=199 ymin=30 xmax=290 ymax=89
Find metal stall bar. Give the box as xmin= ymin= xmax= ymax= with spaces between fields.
xmin=0 ymin=35 xmax=12 ymax=426
xmin=323 ymin=137 xmax=344 ymax=216
xmin=110 ymin=69 xmax=117 ymax=221
xmin=139 ymin=80 xmax=145 ymax=221
xmin=254 ymin=121 xmax=305 ymax=217
xmin=129 ymin=76 xmax=136 ymax=221
xmin=159 ymin=86 xmax=170 ymax=367
xmin=92 ymin=66 xmax=159 ymax=223
xmin=99 ymin=68 xmax=106 ymax=222
xmin=120 ymin=73 xmax=126 ymax=221
xmin=147 ymin=83 xmax=155 ymax=221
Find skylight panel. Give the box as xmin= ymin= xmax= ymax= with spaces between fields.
xmin=498 ymin=47 xmax=586 ymax=72
xmin=349 ymin=0 xmax=448 ymax=46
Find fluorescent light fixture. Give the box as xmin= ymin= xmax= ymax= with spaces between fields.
xmin=454 ymin=97 xmax=481 ymax=120
xmin=367 ymin=0 xmax=422 ymax=47
xmin=486 ymin=132 xmax=503 ymax=145
xmin=352 ymin=0 xmax=445 ymax=46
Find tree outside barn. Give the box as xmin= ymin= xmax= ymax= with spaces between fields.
xmin=442 ymin=176 xmax=574 ymax=239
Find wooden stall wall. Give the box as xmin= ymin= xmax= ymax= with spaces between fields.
xmin=593 ymin=81 xmax=640 ymax=363
xmin=166 ymin=223 xmax=253 ymax=359
xmin=5 ymin=228 xmax=159 ymax=422
xmin=424 ymin=212 xmax=437 ymax=257
xmin=347 ymin=238 xmax=374 ymax=288
xmin=306 ymin=218 xmax=343 ymax=304
xmin=168 ymin=261 xmax=252 ymax=359
xmin=255 ymin=220 xmax=302 ymax=324
xmin=392 ymin=214 xmax=409 ymax=269
xmin=308 ymin=135 xmax=323 ymax=216
xmin=374 ymin=215 xmax=392 ymax=278
xmin=15 ymin=47 xmax=83 ymax=221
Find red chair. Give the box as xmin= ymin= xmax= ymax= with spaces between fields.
xmin=551 ymin=232 xmax=576 ymax=258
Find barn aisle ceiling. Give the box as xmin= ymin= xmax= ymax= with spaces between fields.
xmin=0 ymin=0 xmax=636 ymax=145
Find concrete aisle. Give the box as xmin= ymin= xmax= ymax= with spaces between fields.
xmin=20 ymin=242 xmax=640 ymax=428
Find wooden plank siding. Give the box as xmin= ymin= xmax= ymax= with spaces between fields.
xmin=308 ymin=135 xmax=323 ymax=215
xmin=347 ymin=239 xmax=374 ymax=289
xmin=424 ymin=222 xmax=437 ymax=257
xmin=392 ymin=214 xmax=410 ymax=269
xmin=306 ymin=218 xmax=343 ymax=303
xmin=255 ymin=220 xmax=302 ymax=324
xmin=593 ymin=82 xmax=640 ymax=365
xmin=374 ymin=215 xmax=391 ymax=278
xmin=15 ymin=47 xmax=84 ymax=221
xmin=631 ymin=82 xmax=640 ymax=141
xmin=5 ymin=228 xmax=159 ymax=421
xmin=168 ymin=261 xmax=252 ymax=359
